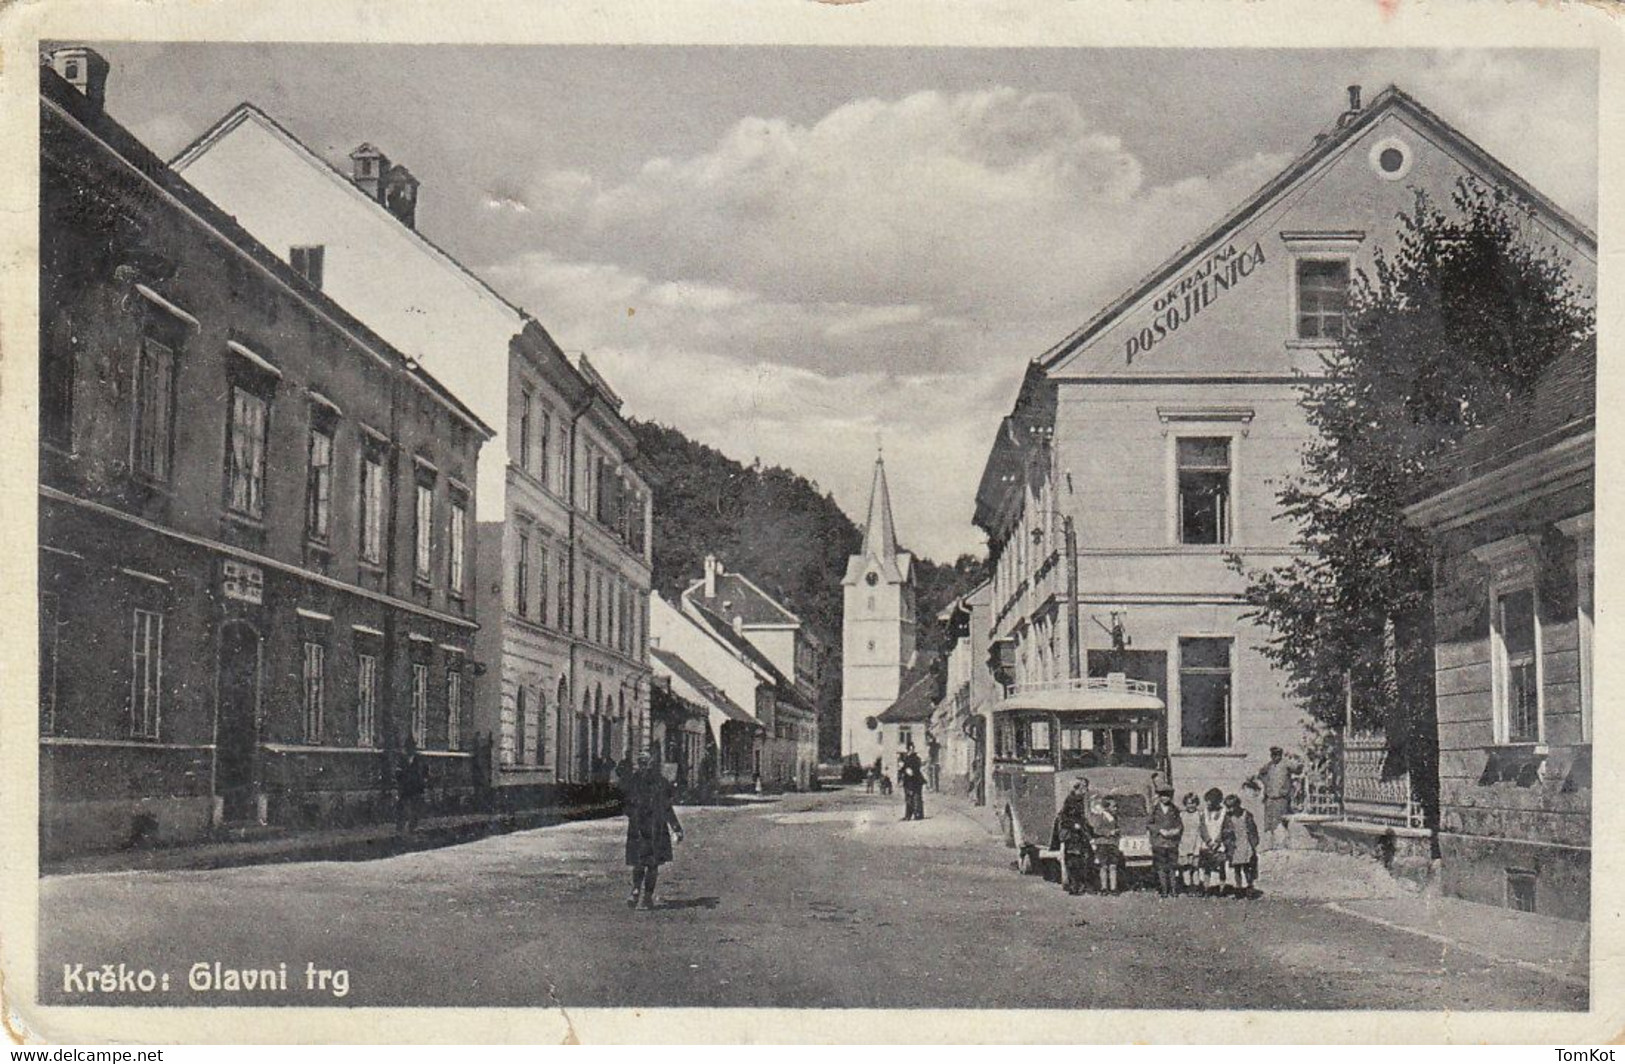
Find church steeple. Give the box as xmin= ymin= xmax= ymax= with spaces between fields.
xmin=861 ymin=451 xmax=899 ymax=566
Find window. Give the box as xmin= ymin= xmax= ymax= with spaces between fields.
xmin=446 ymin=668 xmax=462 ymax=751
xmin=540 ymin=408 xmax=553 ymax=489
xmin=301 ymin=642 xmax=325 ymax=743
xmin=359 ymin=450 xmax=385 ymax=565
xmin=411 ymin=663 xmax=429 ymax=746
xmin=1179 ymin=637 xmax=1232 ymax=748
xmin=130 ymin=609 xmax=163 ymax=739
xmin=557 ymin=565 xmax=569 ymax=631
xmin=40 ymin=591 xmax=60 ymax=732
xmin=448 ymin=494 xmax=467 ymax=597
xmin=538 ymin=546 xmax=550 ymax=624
xmin=898 ymin=725 xmax=913 ymax=749
xmin=306 ymin=426 xmax=334 ymax=542
xmin=515 ymin=686 xmax=529 ymax=765
xmin=356 ymin=653 xmax=379 ymax=748
xmin=515 ymin=531 xmax=531 ymax=618
xmin=290 ymin=245 xmax=325 ymax=290
xmin=1506 ymin=869 xmax=1537 ymax=913
xmin=518 ymin=388 xmax=533 ymax=474
xmin=226 ymin=386 xmax=268 ymax=518
xmin=1177 ymin=437 xmax=1231 ymax=545
xmin=133 ymin=338 xmax=175 ymax=482
xmin=1494 ymin=587 xmax=1541 ymax=744
xmin=1296 ymin=259 xmax=1350 ymax=340
xmin=414 ymin=481 xmax=435 ymax=582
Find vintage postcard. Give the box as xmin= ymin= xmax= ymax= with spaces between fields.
xmin=1 ymin=0 xmax=1621 ymax=1045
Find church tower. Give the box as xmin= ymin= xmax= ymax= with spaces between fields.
xmin=841 ymin=452 xmax=917 ymax=766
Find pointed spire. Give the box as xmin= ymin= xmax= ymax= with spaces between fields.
xmin=861 ymin=450 xmax=899 ymax=565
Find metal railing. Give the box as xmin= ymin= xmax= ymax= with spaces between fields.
xmin=1008 ymin=675 xmax=1159 ymax=698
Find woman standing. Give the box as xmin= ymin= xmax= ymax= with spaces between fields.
xmin=625 ymin=753 xmax=684 ymax=910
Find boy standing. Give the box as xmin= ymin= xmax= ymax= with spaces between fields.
xmin=1148 ymin=787 xmax=1183 ymax=898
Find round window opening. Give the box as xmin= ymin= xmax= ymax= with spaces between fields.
xmin=865 ymin=572 xmax=879 ymax=587
xmin=1368 ymin=137 xmax=1413 ymax=181
xmin=1379 ymin=147 xmax=1405 ymax=173
xmin=865 ymin=716 xmax=880 ymax=731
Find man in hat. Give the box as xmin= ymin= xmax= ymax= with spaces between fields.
xmin=1246 ymin=745 xmax=1299 ymax=848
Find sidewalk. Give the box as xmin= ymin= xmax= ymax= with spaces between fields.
xmin=1326 ymin=891 xmax=1590 ymax=987
xmin=43 ymin=800 xmax=621 ymax=877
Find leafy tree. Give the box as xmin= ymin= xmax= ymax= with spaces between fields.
xmin=1234 ymin=179 xmax=1593 ymax=815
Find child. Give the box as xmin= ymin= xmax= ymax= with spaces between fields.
xmin=1221 ymin=793 xmax=1261 ymax=898
xmin=1198 ymin=787 xmax=1228 ymax=895
xmin=1148 ymin=788 xmax=1183 ymax=898
xmin=879 ymin=772 xmax=894 ymax=796
xmin=1177 ymin=792 xmax=1204 ymax=893
xmin=1087 ymin=795 xmax=1122 ymax=894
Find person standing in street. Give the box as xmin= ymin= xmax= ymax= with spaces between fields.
xmin=1245 ymin=745 xmax=1299 ymax=849
xmin=394 ymin=737 xmax=429 ymax=836
xmin=1148 ymin=787 xmax=1183 ymax=898
xmin=1198 ymin=787 xmax=1228 ymax=895
xmin=1088 ymin=795 xmax=1122 ymax=894
xmin=1177 ymin=792 xmax=1204 ymax=893
xmin=1220 ymin=793 xmax=1260 ymax=898
xmin=1056 ymin=780 xmax=1094 ymax=895
xmin=625 ymin=752 xmax=684 ymax=910
xmin=899 ymin=744 xmax=926 ymax=820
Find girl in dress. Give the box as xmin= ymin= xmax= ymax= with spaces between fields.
xmin=1177 ymin=792 xmax=1204 ymax=894
xmin=1198 ymin=787 xmax=1228 ymax=895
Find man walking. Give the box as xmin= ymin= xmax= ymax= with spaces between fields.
xmin=1246 ymin=745 xmax=1299 ymax=849
xmin=899 ymin=744 xmax=926 ymax=821
xmin=624 ymin=752 xmax=684 ymax=910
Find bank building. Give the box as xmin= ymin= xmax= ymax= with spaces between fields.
xmin=973 ymin=84 xmax=1595 ymax=809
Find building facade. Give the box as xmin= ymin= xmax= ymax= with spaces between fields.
xmin=172 ymin=102 xmax=654 ymax=798
xmin=1404 ymin=343 xmax=1594 ymax=920
xmin=841 ymin=454 xmax=917 ymax=767
xmin=931 ymin=580 xmax=993 ymax=799
xmin=683 ymin=555 xmax=823 ymax=788
xmin=972 ymin=85 xmax=1597 ymax=808
xmin=649 ymin=595 xmax=765 ymax=790
xmin=38 ymin=52 xmax=492 ymax=857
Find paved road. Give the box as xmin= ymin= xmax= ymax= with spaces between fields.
xmin=37 ymin=788 xmax=1583 ymax=1010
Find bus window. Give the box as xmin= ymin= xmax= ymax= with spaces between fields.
xmin=995 ymin=718 xmax=1016 ymax=759
xmin=1028 ymin=719 xmax=1052 ymax=759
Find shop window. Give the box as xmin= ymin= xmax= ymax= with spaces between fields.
xmin=302 ymin=641 xmax=326 ymax=743
xmin=1295 ymin=259 xmax=1350 ymax=340
xmin=1177 ymin=437 xmax=1231 ymax=545
xmin=1179 ymin=637 xmax=1232 ymax=748
xmin=1494 ymin=587 xmax=1541 ymax=744
xmin=356 ymin=653 xmax=379 ymax=748
xmin=133 ymin=337 xmax=176 ymax=483
xmin=226 ymin=385 xmax=268 ymax=518
xmin=130 ymin=608 xmax=163 ymax=739
xmin=290 ymin=245 xmax=325 ymax=290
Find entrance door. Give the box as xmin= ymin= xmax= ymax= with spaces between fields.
xmin=216 ymin=622 xmax=262 ymax=822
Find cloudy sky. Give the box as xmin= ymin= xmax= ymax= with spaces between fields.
xmin=88 ymin=44 xmax=1596 ymax=561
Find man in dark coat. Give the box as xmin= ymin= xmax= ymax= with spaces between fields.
xmin=624 ymin=753 xmax=684 ymax=910
xmin=1055 ymin=780 xmax=1094 ymax=894
xmin=899 ymin=745 xmax=926 ymax=820
xmin=394 ymin=738 xmax=429 ymax=835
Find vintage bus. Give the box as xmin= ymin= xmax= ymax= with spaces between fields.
xmin=987 ymin=674 xmax=1169 ymax=877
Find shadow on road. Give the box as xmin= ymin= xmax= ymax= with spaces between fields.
xmin=653 ymin=896 xmax=721 ymax=911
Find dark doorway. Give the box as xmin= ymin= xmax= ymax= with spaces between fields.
xmin=216 ymin=622 xmax=262 ymax=823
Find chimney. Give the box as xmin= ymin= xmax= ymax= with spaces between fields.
xmin=349 ymin=143 xmax=388 ymax=203
xmin=383 ymin=164 xmax=420 ymax=229
xmin=703 ymin=554 xmax=719 ymax=598
xmin=1347 ymin=84 xmax=1363 ymax=112
xmin=46 ymin=46 xmax=110 ymax=112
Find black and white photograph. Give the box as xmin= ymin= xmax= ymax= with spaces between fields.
xmin=4 ymin=0 xmax=1618 ymax=1043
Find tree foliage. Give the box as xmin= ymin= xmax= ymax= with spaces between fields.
xmin=1235 ymin=179 xmax=1593 ymax=788
xmin=630 ymin=420 xmax=987 ymax=757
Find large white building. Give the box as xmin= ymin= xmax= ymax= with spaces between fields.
xmin=841 ymin=454 xmax=917 ymax=767
xmin=173 ymin=108 xmax=655 ymax=792
xmin=973 ymin=84 xmax=1596 ymax=807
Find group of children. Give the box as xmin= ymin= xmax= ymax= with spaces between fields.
xmin=1058 ymin=783 xmax=1262 ymax=898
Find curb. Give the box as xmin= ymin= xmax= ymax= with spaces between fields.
xmin=1322 ymin=901 xmax=1588 ymax=989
